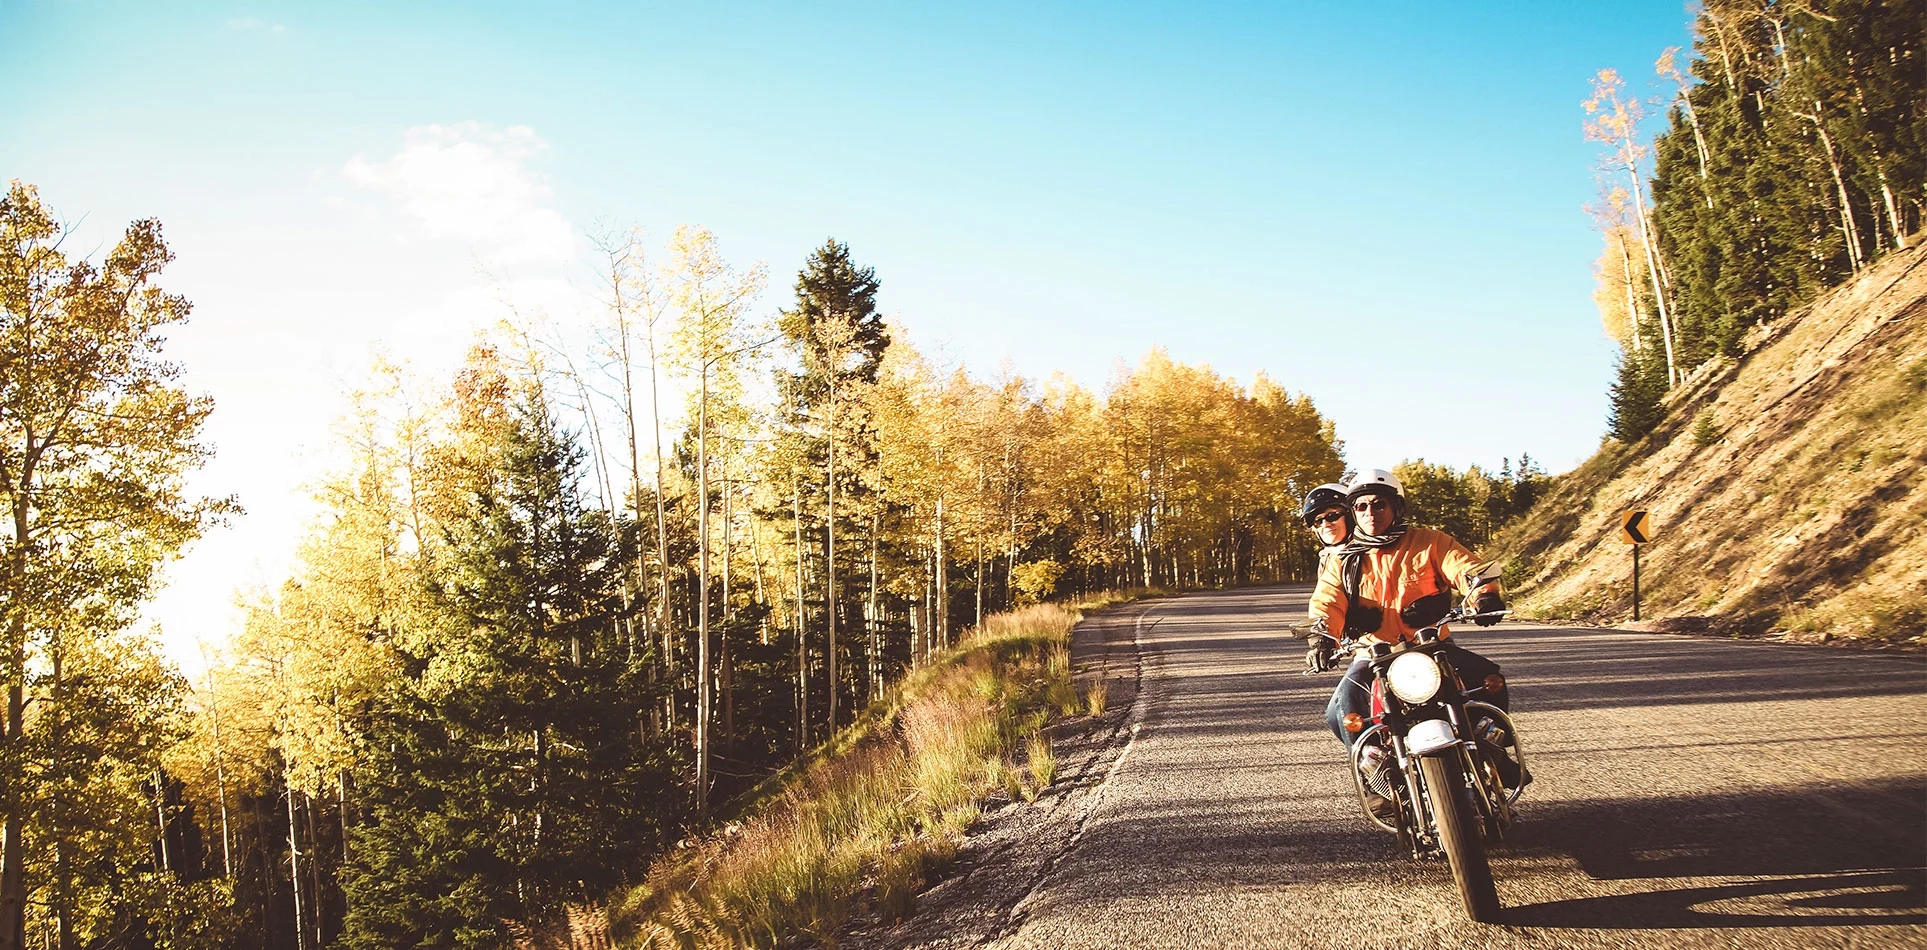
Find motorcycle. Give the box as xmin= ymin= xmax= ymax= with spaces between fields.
xmin=1288 ymin=570 xmax=1530 ymax=923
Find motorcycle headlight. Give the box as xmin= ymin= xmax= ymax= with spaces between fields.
xmin=1386 ymin=652 xmax=1443 ymax=703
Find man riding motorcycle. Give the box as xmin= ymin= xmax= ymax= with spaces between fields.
xmin=1309 ymin=469 xmax=1526 ymax=816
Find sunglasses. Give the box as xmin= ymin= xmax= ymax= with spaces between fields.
xmin=1353 ymin=498 xmax=1393 ymax=514
xmin=1313 ymin=510 xmax=1346 ymax=527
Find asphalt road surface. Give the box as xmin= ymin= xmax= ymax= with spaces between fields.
xmin=990 ymin=586 xmax=1927 ymax=949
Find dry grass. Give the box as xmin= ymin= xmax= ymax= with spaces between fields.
xmin=606 ymin=595 xmax=1143 ymax=948
xmin=1492 ymin=242 xmax=1927 ymax=645
xmin=1082 ymin=676 xmax=1109 ymax=717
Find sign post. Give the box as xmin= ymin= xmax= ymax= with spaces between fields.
xmin=1620 ymin=510 xmax=1654 ymax=620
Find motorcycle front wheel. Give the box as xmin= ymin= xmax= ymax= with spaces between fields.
xmin=1419 ymin=754 xmax=1502 ymax=922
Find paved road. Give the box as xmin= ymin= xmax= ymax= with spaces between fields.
xmin=994 ymin=586 xmax=1927 ymax=949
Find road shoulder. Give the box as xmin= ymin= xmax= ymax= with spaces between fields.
xmin=838 ymin=597 xmax=1161 ymax=949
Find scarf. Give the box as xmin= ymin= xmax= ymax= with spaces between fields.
xmin=1338 ymin=516 xmax=1408 ymax=557
xmin=1336 ymin=516 xmax=1408 ymax=636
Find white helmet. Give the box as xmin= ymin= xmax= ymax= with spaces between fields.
xmin=1345 ymin=468 xmax=1403 ymax=501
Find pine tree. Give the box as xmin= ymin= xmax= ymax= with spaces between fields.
xmin=1608 ymin=339 xmax=1670 ymax=444
xmin=340 ymin=350 xmax=673 ymax=946
xmin=775 ymin=240 xmax=888 ymax=737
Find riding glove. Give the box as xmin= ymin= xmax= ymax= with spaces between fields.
xmin=1473 ymin=592 xmax=1505 ymax=626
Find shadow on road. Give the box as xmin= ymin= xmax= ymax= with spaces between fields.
xmin=1505 ymin=774 xmax=1926 ymax=929
xmin=1103 ymin=589 xmax=1927 ymax=935
xmin=1504 ymin=869 xmax=1924 ymax=929
xmin=1495 ymin=625 xmax=1927 ymax=714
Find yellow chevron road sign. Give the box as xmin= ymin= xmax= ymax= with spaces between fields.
xmin=1621 ymin=510 xmax=1653 ymax=545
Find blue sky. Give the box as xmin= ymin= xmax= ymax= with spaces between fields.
xmin=2 ymin=1 xmax=1696 ymax=662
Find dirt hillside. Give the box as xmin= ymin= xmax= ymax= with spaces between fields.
xmin=1495 ymin=240 xmax=1927 ymax=645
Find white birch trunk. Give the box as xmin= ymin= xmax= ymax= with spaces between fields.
xmin=1627 ymin=174 xmax=1679 ymax=386
xmin=695 ymin=366 xmax=711 ymax=816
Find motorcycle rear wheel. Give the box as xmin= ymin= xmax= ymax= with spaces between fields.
xmin=1420 ymin=754 xmax=1502 ymax=922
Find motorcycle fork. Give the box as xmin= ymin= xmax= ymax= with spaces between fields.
xmin=1393 ymin=738 xmax=1441 ymax=858
xmin=1440 ymin=698 xmax=1507 ymax=840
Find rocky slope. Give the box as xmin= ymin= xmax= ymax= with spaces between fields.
xmin=1496 ymin=240 xmax=1927 ymax=645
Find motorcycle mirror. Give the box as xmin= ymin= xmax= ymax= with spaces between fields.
xmin=1284 ymin=621 xmax=1330 ymax=641
xmin=1462 ymin=561 xmax=1503 ymax=589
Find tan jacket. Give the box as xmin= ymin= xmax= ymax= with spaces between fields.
xmin=1308 ymin=526 xmax=1498 ymax=646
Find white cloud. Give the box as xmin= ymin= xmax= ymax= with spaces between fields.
xmin=343 ymin=122 xmax=578 ymax=266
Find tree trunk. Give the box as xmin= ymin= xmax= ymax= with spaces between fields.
xmin=211 ymin=698 xmax=234 ymax=877
xmin=826 ymin=374 xmax=838 ymax=734
xmin=336 ymin=771 xmax=351 ymax=867
xmin=646 ymin=328 xmax=674 ymax=733
xmin=52 ymin=647 xmax=73 ymax=950
xmin=286 ymin=778 xmax=308 ymax=950
xmin=1616 ymin=229 xmax=1643 ymax=353
xmin=868 ymin=510 xmax=880 ymax=701
xmin=696 ymin=366 xmax=712 ymax=817
xmin=721 ymin=461 xmax=733 ymax=748
xmin=1 ymin=539 xmax=27 ymax=950
xmin=924 ymin=497 xmax=940 ymax=651
xmin=301 ymin=787 xmax=325 ymax=948
xmin=1877 ymin=170 xmax=1906 ymax=250
xmin=974 ymin=539 xmax=984 ymax=632
xmin=1626 ymin=174 xmax=1678 ymax=386
xmin=750 ymin=487 xmax=767 ymax=614
xmin=793 ymin=476 xmax=807 ymax=751
xmin=1805 ymin=103 xmax=1865 ymax=272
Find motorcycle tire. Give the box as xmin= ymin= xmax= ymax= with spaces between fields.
xmin=1420 ymin=754 xmax=1502 ymax=923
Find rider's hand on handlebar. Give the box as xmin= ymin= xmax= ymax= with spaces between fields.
xmin=1473 ymin=593 xmax=1505 ymax=626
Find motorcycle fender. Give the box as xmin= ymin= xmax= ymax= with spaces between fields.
xmin=1404 ymin=718 xmax=1458 ymax=756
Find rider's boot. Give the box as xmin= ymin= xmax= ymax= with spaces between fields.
xmin=1475 ymin=717 xmax=1532 ymax=791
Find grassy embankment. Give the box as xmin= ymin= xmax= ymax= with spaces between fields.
xmin=1492 ymin=240 xmax=1926 ymax=645
xmin=606 ymin=591 xmax=1148 ymax=948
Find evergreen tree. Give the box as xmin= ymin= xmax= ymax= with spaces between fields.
xmin=1640 ymin=0 xmax=1922 ymax=377
xmin=340 ymin=352 xmax=674 ymax=947
xmin=778 ymin=240 xmax=887 ymax=390
xmin=774 ymin=240 xmax=890 ymax=737
xmin=1608 ymin=339 xmax=1669 ymax=444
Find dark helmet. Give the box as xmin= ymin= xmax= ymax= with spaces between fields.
xmin=1299 ymin=483 xmax=1349 ymax=526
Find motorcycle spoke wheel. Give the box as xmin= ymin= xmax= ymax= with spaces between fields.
xmin=1420 ymin=755 xmax=1503 ymax=922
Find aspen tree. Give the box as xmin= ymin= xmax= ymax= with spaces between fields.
xmin=0 ymin=185 xmax=231 ymax=950
xmin=1657 ymin=46 xmax=1714 ymax=206
xmin=666 ymin=226 xmax=765 ymax=815
xmin=1585 ymin=69 xmax=1680 ymax=387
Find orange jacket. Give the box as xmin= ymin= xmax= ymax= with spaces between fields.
xmin=1308 ymin=526 xmax=1498 ymax=646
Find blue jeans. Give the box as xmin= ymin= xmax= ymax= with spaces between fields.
xmin=1326 ymin=656 xmax=1375 ymax=748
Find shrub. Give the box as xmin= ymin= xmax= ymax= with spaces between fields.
xmin=1010 ymin=560 xmax=1066 ymax=606
xmin=1691 ymin=408 xmax=1720 ymax=447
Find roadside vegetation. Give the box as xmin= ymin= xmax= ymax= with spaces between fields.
xmin=607 ymin=594 xmax=1142 ymax=948
xmin=1490 ymin=2 xmax=1925 ymax=646
xmin=1496 ymin=243 xmax=1925 ymax=643
xmin=3 ymin=5 xmax=1919 ymax=947
xmin=4 ymin=176 xmax=1339 ymax=947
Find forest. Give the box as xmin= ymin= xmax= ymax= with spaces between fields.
xmin=4 ymin=181 xmax=1379 ymax=946
xmin=1591 ymin=0 xmax=1921 ymax=440
xmin=5 ymin=0 xmax=1917 ymax=946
